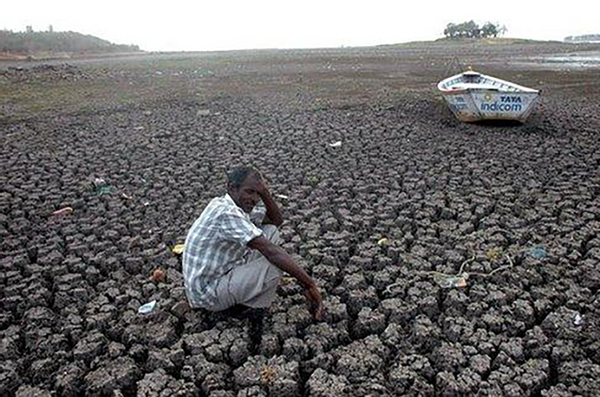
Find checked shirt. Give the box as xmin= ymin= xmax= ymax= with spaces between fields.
xmin=183 ymin=194 xmax=266 ymax=308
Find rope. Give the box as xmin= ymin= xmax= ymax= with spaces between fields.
xmin=383 ymin=253 xmax=515 ymax=296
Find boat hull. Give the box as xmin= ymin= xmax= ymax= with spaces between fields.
xmin=441 ymin=90 xmax=539 ymax=122
xmin=438 ymin=71 xmax=540 ymax=123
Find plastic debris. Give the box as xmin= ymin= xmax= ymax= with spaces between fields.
xmin=138 ymin=300 xmax=157 ymax=314
xmin=434 ymin=273 xmax=469 ymax=289
xmin=574 ymin=313 xmax=584 ymax=326
xmin=93 ymin=186 xmax=117 ymax=196
xmin=52 ymin=207 xmax=73 ymax=216
xmin=275 ymin=194 xmax=289 ymax=200
xmin=377 ymin=237 xmax=389 ymax=246
xmin=172 ymin=244 xmax=185 ymax=255
xmin=529 ymin=247 xmax=547 ymax=260
xmin=197 ymin=109 xmax=211 ymax=117
xmin=92 ymin=177 xmax=106 ymax=188
xmin=329 ymin=141 xmax=342 ymax=148
xmin=121 ymin=193 xmax=133 ymax=200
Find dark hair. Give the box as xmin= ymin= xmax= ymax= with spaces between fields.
xmin=227 ymin=166 xmax=260 ymax=190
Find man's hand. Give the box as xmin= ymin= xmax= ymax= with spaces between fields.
xmin=254 ymin=174 xmax=283 ymax=226
xmin=249 ymin=236 xmax=323 ymax=320
xmin=304 ymin=284 xmax=325 ymax=321
xmin=255 ymin=175 xmax=270 ymax=199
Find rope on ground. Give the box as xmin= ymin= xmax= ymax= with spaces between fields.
xmin=467 ymin=254 xmax=514 ymax=278
xmin=383 ymin=253 xmax=515 ymax=296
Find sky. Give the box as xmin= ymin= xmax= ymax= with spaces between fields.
xmin=2 ymin=1 xmax=599 ymax=52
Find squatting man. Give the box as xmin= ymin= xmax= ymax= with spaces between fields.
xmin=181 ymin=166 xmax=324 ymax=320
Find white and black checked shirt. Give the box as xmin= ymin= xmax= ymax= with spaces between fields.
xmin=183 ymin=194 xmax=266 ymax=308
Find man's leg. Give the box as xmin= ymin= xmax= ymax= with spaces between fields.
xmin=211 ymin=225 xmax=283 ymax=311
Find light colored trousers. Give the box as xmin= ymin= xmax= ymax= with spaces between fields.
xmin=210 ymin=224 xmax=283 ymax=311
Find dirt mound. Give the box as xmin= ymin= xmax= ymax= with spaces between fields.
xmin=0 ymin=63 xmax=88 ymax=83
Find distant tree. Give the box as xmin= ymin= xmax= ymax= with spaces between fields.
xmin=48 ymin=25 xmax=54 ymax=33
xmin=464 ymin=20 xmax=481 ymax=38
xmin=444 ymin=21 xmax=505 ymax=39
xmin=498 ymin=25 xmax=508 ymax=37
xmin=444 ymin=23 xmax=458 ymax=39
xmin=0 ymin=29 xmax=141 ymax=54
xmin=443 ymin=20 xmax=480 ymax=38
xmin=481 ymin=22 xmax=498 ymax=38
xmin=26 ymin=25 xmax=33 ymax=33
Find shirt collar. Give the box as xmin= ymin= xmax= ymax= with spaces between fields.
xmin=224 ymin=193 xmax=235 ymax=206
xmin=224 ymin=193 xmax=249 ymax=217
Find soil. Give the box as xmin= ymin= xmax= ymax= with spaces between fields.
xmin=1 ymin=40 xmax=600 ymax=396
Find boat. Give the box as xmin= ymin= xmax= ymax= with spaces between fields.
xmin=437 ymin=70 xmax=540 ymax=122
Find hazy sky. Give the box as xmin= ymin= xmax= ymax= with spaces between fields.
xmin=3 ymin=1 xmax=599 ymax=51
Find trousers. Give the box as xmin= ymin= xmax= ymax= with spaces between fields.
xmin=209 ymin=224 xmax=283 ymax=311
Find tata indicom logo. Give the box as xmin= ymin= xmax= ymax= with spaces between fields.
xmin=481 ymin=95 xmax=523 ymax=112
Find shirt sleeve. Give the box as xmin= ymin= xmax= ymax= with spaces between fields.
xmin=218 ymin=209 xmax=263 ymax=246
xmin=250 ymin=202 xmax=266 ymax=226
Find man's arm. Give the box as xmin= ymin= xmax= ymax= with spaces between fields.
xmin=256 ymin=178 xmax=283 ymax=226
xmin=248 ymin=235 xmax=323 ymax=320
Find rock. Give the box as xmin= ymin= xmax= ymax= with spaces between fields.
xmin=469 ymin=354 xmax=491 ymax=376
xmin=55 ymin=363 xmax=85 ymax=396
xmin=306 ymin=368 xmax=350 ymax=396
xmin=137 ymin=368 xmax=198 ymax=396
xmin=0 ymin=360 xmax=20 ymax=395
xmin=351 ymin=307 xmax=386 ymax=338
xmin=73 ymin=332 xmax=108 ymax=362
xmin=183 ymin=325 xmax=251 ymax=366
xmin=84 ymin=357 xmax=140 ymax=395
xmin=432 ymin=342 xmax=468 ymax=373
xmin=332 ymin=335 xmax=388 ymax=383
xmin=15 ymin=386 xmax=53 ymax=397
xmin=410 ymin=314 xmax=442 ymax=352
xmin=388 ymin=354 xmax=434 ymax=394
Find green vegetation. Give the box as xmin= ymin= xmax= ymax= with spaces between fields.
xmin=0 ymin=28 xmax=140 ymax=55
xmin=443 ymin=21 xmax=506 ymax=40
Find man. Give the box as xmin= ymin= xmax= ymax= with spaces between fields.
xmin=182 ymin=166 xmax=324 ymax=320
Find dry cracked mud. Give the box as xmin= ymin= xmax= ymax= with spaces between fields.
xmin=1 ymin=41 xmax=600 ymax=396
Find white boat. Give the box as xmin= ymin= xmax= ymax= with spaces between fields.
xmin=438 ymin=70 xmax=540 ymax=122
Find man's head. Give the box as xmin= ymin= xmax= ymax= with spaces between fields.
xmin=227 ymin=166 xmax=262 ymax=213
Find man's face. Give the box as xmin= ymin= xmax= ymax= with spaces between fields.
xmin=229 ymin=174 xmax=261 ymax=213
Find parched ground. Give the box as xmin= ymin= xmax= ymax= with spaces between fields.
xmin=1 ymin=41 xmax=600 ymax=396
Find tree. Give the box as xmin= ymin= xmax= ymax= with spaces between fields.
xmin=463 ymin=20 xmax=480 ymax=38
xmin=443 ymin=20 xmax=480 ymax=39
xmin=444 ymin=23 xmax=458 ymax=39
xmin=498 ymin=25 xmax=508 ymax=37
xmin=443 ymin=21 xmax=505 ymax=39
xmin=0 ymin=29 xmax=141 ymax=54
xmin=481 ymin=22 xmax=498 ymax=38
